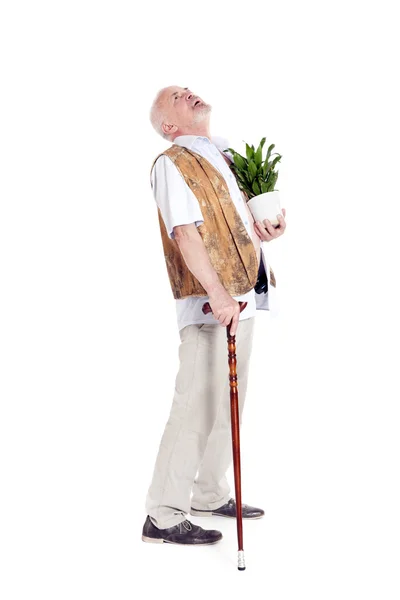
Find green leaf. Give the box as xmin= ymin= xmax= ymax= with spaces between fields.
xmin=262 ymin=160 xmax=271 ymax=177
xmin=261 ymin=182 xmax=269 ymax=194
xmin=240 ymin=173 xmax=252 ymax=187
xmin=268 ymin=171 xmax=279 ymax=191
xmin=237 ymin=175 xmax=251 ymax=191
xmin=254 ymin=143 xmax=263 ymax=168
xmin=246 ymin=143 xmax=254 ymax=161
xmin=240 ymin=183 xmax=253 ymax=197
xmin=232 ymin=165 xmax=249 ymax=183
xmin=266 ymin=143 xmax=275 ymax=161
xmin=252 ymin=180 xmax=261 ymax=195
xmin=248 ymin=160 xmax=257 ymax=181
xmin=232 ymin=168 xmax=251 ymax=189
xmin=233 ymin=153 xmax=246 ymax=170
xmin=226 ymin=148 xmax=247 ymax=162
xmin=271 ymin=155 xmax=282 ymax=169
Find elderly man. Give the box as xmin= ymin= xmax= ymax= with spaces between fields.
xmin=142 ymin=86 xmax=286 ymax=546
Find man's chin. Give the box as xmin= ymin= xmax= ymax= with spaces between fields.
xmin=193 ymin=103 xmax=212 ymax=123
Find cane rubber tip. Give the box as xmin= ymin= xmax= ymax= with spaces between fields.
xmin=238 ymin=550 xmax=245 ymax=570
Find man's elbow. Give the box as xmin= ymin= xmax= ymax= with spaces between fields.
xmin=173 ymin=223 xmax=199 ymax=244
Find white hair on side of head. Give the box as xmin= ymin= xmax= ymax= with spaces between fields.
xmin=149 ymin=87 xmax=170 ymax=140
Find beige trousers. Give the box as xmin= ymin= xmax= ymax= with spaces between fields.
xmin=145 ymin=317 xmax=255 ymax=529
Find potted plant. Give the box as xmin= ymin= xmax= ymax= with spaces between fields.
xmin=224 ymin=138 xmax=282 ymax=227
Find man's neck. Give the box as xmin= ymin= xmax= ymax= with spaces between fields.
xmin=173 ymin=126 xmax=212 ymax=141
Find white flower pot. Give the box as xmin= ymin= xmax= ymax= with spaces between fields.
xmin=247 ymin=190 xmax=282 ymax=227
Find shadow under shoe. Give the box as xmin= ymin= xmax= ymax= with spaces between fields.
xmin=141 ymin=516 xmax=223 ymax=545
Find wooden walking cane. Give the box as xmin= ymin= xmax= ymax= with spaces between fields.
xmin=202 ymin=300 xmax=248 ymax=571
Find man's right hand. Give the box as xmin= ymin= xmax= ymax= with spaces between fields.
xmin=208 ymin=290 xmax=241 ymax=335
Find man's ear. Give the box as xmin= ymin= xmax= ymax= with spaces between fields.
xmin=162 ymin=122 xmax=178 ymax=136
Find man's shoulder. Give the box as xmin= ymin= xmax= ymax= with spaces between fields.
xmin=150 ymin=144 xmax=188 ymax=176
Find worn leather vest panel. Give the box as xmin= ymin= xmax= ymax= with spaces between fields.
xmin=150 ymin=144 xmax=260 ymax=300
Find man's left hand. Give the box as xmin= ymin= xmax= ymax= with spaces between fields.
xmin=254 ymin=207 xmax=287 ymax=242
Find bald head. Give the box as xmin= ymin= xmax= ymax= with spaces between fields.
xmin=149 ymin=86 xmax=212 ymax=141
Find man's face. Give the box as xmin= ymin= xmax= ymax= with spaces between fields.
xmin=161 ymin=86 xmax=212 ymax=136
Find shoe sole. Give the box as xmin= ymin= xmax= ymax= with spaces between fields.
xmin=141 ymin=535 xmax=222 ymax=545
xmin=190 ymin=509 xmax=264 ymax=519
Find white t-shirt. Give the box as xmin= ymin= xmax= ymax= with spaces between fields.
xmin=151 ymin=134 xmax=275 ymax=331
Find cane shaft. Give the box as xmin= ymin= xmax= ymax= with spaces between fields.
xmin=227 ymin=327 xmax=244 ymax=554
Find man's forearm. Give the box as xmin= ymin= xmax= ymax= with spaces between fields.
xmin=174 ymin=226 xmax=226 ymax=297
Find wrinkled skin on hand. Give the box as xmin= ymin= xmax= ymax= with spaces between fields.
xmin=254 ymin=207 xmax=287 ymax=242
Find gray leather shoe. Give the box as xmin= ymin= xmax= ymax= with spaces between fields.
xmin=191 ymin=498 xmax=265 ymax=519
xmin=141 ymin=515 xmax=223 ymax=545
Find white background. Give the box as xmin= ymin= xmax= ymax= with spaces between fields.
xmin=1 ymin=1 xmax=400 ymax=598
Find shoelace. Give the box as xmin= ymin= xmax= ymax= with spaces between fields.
xmin=179 ymin=520 xmax=193 ymax=533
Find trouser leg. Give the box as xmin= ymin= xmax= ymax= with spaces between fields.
xmin=145 ymin=320 xmax=232 ymax=529
xmin=190 ymin=317 xmax=255 ymax=510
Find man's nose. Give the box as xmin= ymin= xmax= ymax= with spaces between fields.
xmin=185 ymin=91 xmax=194 ymax=101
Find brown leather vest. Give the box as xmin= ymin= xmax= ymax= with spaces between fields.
xmin=150 ymin=144 xmax=259 ymax=300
